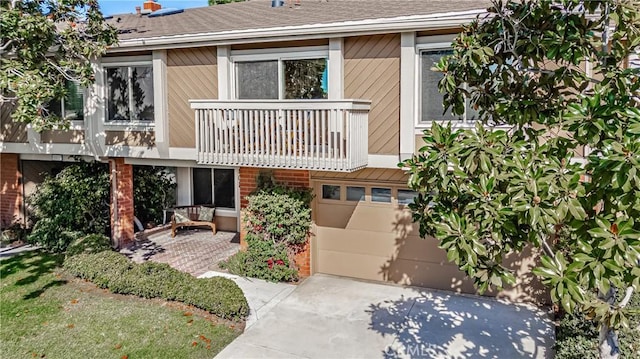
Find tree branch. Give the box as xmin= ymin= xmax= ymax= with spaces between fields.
xmin=619 ymin=287 xmax=635 ymax=309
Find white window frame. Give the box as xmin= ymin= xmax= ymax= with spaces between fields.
xmin=101 ymin=57 xmax=155 ymax=129
xmin=415 ymin=36 xmax=476 ymax=131
xmin=230 ymin=46 xmax=329 ymax=100
xmin=48 ymin=81 xmax=86 ymax=129
xmin=317 ymin=181 xmax=418 ymax=208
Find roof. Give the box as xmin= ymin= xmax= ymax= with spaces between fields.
xmin=106 ymin=0 xmax=491 ymax=43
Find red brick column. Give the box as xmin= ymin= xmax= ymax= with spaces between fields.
xmin=110 ymin=158 xmax=134 ymax=248
xmin=238 ymin=167 xmax=312 ymax=277
xmin=0 ymin=153 xmax=23 ymax=227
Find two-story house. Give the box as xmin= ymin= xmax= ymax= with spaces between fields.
xmin=1 ymin=0 xmax=548 ymax=302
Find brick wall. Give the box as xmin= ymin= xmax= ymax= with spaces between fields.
xmin=238 ymin=167 xmax=312 ymax=277
xmin=0 ymin=153 xmax=23 ymax=227
xmin=238 ymin=167 xmax=310 ymax=208
xmin=110 ymin=158 xmax=134 ymax=248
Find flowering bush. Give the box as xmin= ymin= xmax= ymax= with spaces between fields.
xmin=220 ymin=180 xmax=312 ymax=282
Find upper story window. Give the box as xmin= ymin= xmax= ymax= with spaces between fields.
xmin=105 ymin=65 xmax=154 ymax=122
xmin=233 ymin=48 xmax=328 ymax=100
xmin=48 ymin=81 xmax=84 ymax=121
xmin=419 ymin=48 xmax=477 ymax=126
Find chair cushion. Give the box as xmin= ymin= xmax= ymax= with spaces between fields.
xmin=174 ymin=208 xmax=190 ymax=223
xmin=198 ymin=206 xmax=215 ymax=222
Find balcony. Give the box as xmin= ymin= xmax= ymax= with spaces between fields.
xmin=190 ymin=100 xmax=370 ymax=172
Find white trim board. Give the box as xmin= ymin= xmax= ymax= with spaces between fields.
xmin=367 ymin=155 xmax=401 ymax=169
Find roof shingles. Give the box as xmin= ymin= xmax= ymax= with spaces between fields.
xmin=107 ymin=0 xmax=490 ymax=41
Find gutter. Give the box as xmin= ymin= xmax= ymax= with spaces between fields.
xmin=110 ymin=9 xmax=487 ymax=51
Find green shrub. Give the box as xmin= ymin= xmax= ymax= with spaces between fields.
xmin=220 ymin=234 xmax=298 ymax=282
xmin=223 ymin=172 xmax=312 ymax=282
xmin=555 ymin=292 xmax=640 ymax=358
xmin=245 ymin=192 xmax=311 ymax=247
xmin=64 ymin=250 xmax=133 ymax=288
xmin=65 ymin=234 xmax=112 ymax=257
xmin=64 ymin=252 xmax=249 ymax=320
xmin=27 ymin=161 xmax=177 ymax=252
xmin=27 ymin=160 xmax=110 ymax=252
xmin=133 ymin=166 xmax=176 ymax=226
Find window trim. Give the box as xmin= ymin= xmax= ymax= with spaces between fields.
xmin=47 ymin=81 xmax=86 ymax=128
xmin=102 ymin=60 xmax=156 ymax=128
xmin=230 ymin=46 xmax=329 ymax=101
xmin=415 ymin=38 xmax=476 ymax=130
xmin=316 ymin=181 xmax=417 ymax=208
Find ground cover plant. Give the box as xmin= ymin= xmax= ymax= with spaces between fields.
xmin=0 ymin=251 xmax=242 ymax=359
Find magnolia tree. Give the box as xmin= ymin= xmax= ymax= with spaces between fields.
xmin=0 ymin=0 xmax=117 ymax=130
xmin=402 ymin=1 xmax=639 ymax=358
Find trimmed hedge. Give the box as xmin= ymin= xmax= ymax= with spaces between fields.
xmin=65 ymin=234 xmax=112 ymax=257
xmin=64 ymin=251 xmax=249 ymax=320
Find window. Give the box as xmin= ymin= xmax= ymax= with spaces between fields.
xmin=397 ymin=189 xmax=418 ymax=206
xmin=420 ymin=49 xmax=477 ymax=124
xmin=346 ymin=186 xmax=365 ymax=202
xmin=236 ymin=61 xmax=279 ymax=99
xmin=48 ymin=81 xmax=84 ymax=121
xmin=106 ymin=65 xmax=154 ymax=122
xmin=322 ymin=184 xmax=340 ymax=200
xmin=235 ymin=57 xmax=328 ymax=100
xmin=371 ymin=187 xmax=392 ymax=203
xmin=192 ymin=168 xmax=236 ymax=209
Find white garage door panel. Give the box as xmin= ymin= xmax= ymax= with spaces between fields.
xmin=316 ymin=249 xmax=477 ymax=291
xmin=316 ymin=226 xmax=449 ymax=263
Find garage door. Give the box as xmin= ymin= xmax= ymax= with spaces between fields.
xmin=313 ymin=180 xmax=479 ymax=293
xmin=312 ymin=180 xmax=546 ymax=302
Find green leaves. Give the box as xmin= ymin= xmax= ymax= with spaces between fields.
xmin=404 ymin=0 xmax=640 ymax=335
xmin=1 ymin=0 xmax=118 ymax=130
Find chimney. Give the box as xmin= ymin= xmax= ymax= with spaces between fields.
xmin=144 ymin=1 xmax=162 ymax=12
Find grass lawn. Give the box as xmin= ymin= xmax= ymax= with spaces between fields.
xmin=0 ymin=250 xmax=242 ymax=359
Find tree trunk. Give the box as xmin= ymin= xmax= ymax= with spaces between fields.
xmin=598 ymin=325 xmax=619 ymax=359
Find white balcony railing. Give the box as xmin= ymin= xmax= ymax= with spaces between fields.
xmin=190 ymin=100 xmax=370 ymax=172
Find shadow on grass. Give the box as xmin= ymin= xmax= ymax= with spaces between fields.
xmin=0 ymin=250 xmax=67 ymax=299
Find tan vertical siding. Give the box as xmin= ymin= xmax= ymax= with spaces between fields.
xmin=311 ymin=168 xmax=407 ymax=183
xmin=0 ymin=102 xmax=27 ymax=143
xmin=40 ymin=130 xmax=85 ymax=144
xmin=105 ymin=130 xmax=155 ymax=147
xmin=344 ymin=34 xmax=400 ymax=155
xmin=167 ymin=47 xmax=218 ymax=148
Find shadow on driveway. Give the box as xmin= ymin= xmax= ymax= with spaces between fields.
xmin=368 ymin=290 xmax=553 ymax=358
xmin=215 ymin=274 xmax=554 ymax=359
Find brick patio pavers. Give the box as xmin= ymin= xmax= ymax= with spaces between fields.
xmin=121 ymin=229 xmax=240 ymax=277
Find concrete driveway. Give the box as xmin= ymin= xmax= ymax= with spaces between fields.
xmin=216 ymin=274 xmax=554 ymax=359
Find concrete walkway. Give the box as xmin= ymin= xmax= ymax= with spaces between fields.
xmin=216 ymin=274 xmax=554 ymax=359
xmin=199 ymin=271 xmax=296 ymax=328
